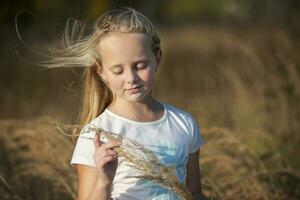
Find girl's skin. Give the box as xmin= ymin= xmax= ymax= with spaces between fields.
xmin=76 ymin=32 xmax=205 ymax=200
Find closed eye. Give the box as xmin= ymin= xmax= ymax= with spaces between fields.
xmin=112 ymin=69 xmax=123 ymax=75
xmin=111 ymin=66 xmax=124 ymax=75
xmin=136 ymin=62 xmax=147 ymax=70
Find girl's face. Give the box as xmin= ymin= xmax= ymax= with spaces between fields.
xmin=97 ymin=32 xmax=160 ymax=103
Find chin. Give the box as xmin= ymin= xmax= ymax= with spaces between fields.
xmin=127 ymin=95 xmax=145 ymax=102
xmin=126 ymin=92 xmax=150 ymax=102
xmin=116 ymin=89 xmax=152 ymax=102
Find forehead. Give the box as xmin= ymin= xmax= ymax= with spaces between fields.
xmin=100 ymin=32 xmax=150 ymax=45
xmin=98 ymin=32 xmax=153 ymax=63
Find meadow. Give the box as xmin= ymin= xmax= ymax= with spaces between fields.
xmin=0 ymin=26 xmax=299 ymax=199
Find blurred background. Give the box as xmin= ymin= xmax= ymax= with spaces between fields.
xmin=0 ymin=0 xmax=299 ymax=199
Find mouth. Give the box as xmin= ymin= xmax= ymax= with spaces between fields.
xmin=127 ymin=85 xmax=142 ymax=90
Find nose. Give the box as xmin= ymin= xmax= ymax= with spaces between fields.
xmin=125 ymin=69 xmax=138 ymax=84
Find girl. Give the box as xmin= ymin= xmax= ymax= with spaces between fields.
xmin=43 ymin=8 xmax=206 ymax=200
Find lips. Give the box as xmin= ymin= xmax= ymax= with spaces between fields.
xmin=127 ymin=85 xmax=142 ymax=90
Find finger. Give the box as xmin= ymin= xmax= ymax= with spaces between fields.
xmin=96 ymin=155 xmax=118 ymax=169
xmin=102 ymin=141 xmax=122 ymax=150
xmin=97 ymin=154 xmax=118 ymax=164
xmin=94 ymin=149 xmax=118 ymax=164
xmin=103 ymin=149 xmax=118 ymax=157
xmin=93 ymin=131 xmax=102 ymax=148
xmin=103 ymin=155 xmax=118 ymax=163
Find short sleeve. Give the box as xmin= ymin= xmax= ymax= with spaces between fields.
xmin=70 ymin=124 xmax=96 ymax=167
xmin=188 ymin=117 xmax=204 ymax=154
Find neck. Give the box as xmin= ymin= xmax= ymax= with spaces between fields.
xmin=110 ymin=95 xmax=158 ymax=112
xmin=107 ymin=95 xmax=164 ymax=122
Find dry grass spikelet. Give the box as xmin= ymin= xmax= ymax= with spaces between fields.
xmin=82 ymin=124 xmax=194 ymax=200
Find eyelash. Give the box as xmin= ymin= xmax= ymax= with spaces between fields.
xmin=112 ymin=69 xmax=123 ymax=75
xmin=113 ymin=70 xmax=123 ymax=75
xmin=137 ymin=63 xmax=147 ymax=70
xmin=112 ymin=64 xmax=147 ymax=75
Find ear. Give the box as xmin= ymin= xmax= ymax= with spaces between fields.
xmin=155 ymin=49 xmax=162 ymax=72
xmin=95 ymin=66 xmax=108 ymax=82
xmin=155 ymin=63 xmax=160 ymax=72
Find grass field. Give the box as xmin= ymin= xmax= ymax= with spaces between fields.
xmin=0 ymin=26 xmax=299 ymax=199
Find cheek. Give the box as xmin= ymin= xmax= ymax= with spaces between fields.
xmin=140 ymin=70 xmax=155 ymax=83
xmin=107 ymin=75 xmax=124 ymax=89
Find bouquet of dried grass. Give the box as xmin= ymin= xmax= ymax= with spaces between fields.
xmin=80 ymin=124 xmax=194 ymax=200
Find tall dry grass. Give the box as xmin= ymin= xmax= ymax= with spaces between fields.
xmin=0 ymin=26 xmax=299 ymax=199
xmin=200 ymin=127 xmax=300 ymax=199
xmin=0 ymin=116 xmax=76 ymax=200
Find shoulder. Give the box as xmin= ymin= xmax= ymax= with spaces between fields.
xmin=78 ymin=112 xmax=107 ymax=137
xmin=164 ymin=102 xmax=195 ymax=120
xmin=163 ymin=102 xmax=198 ymax=129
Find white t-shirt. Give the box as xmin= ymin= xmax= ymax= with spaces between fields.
xmin=71 ymin=102 xmax=204 ymax=200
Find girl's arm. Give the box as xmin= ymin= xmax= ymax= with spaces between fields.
xmin=76 ymin=132 xmax=120 ymax=200
xmin=77 ymin=164 xmax=112 ymax=200
xmin=186 ymin=150 xmax=207 ymax=200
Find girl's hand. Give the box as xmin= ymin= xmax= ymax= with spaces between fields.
xmin=93 ymin=131 xmax=121 ymax=185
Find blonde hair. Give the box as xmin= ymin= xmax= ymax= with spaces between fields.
xmin=38 ymin=8 xmax=161 ymax=135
